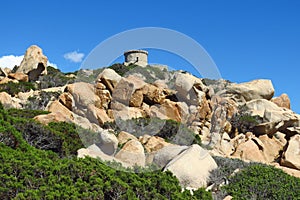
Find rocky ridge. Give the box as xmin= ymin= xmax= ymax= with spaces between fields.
xmin=1 ymin=45 xmax=300 ymax=191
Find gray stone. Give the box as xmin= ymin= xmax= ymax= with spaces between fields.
xmin=153 ymin=145 xmax=188 ymax=168
xmin=115 ymin=140 xmax=145 ymax=167
xmin=98 ymin=129 xmax=118 ymax=155
xmin=281 ymin=134 xmax=300 ymax=170
xmin=226 ymin=79 xmax=274 ymax=101
xmin=164 ymin=144 xmax=218 ymax=189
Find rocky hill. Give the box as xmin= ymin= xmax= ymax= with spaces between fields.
xmin=0 ymin=45 xmax=300 ymax=199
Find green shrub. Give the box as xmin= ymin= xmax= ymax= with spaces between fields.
xmin=109 ymin=63 xmax=138 ymax=76
xmin=103 ymin=117 xmax=201 ymax=146
xmin=24 ymin=91 xmax=61 ymax=110
xmin=209 ymin=156 xmax=254 ymax=199
xmin=224 ymin=164 xmax=300 ymax=200
xmin=38 ymin=66 xmax=75 ymax=89
xmin=230 ymin=112 xmax=262 ymax=134
xmin=0 ymin=81 xmax=36 ymax=96
xmin=0 ymin=144 xmax=212 ymax=199
xmin=6 ymin=108 xmax=49 ymax=119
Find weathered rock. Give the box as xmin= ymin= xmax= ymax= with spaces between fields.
xmin=271 ymin=93 xmax=291 ymax=109
xmin=112 ymin=76 xmax=146 ymax=105
xmin=130 ymin=89 xmax=144 ymax=107
xmin=226 ymin=79 xmax=274 ymax=101
xmin=141 ymin=83 xmax=171 ymax=105
xmin=164 ymin=144 xmax=218 ymax=189
xmin=281 ymin=134 xmax=300 ymax=170
xmin=17 ymin=90 xmax=36 ymax=102
xmin=97 ymin=129 xmax=118 ymax=155
xmin=245 ymin=99 xmax=300 ymax=136
xmin=72 ymin=114 xmax=102 ymax=133
xmin=112 ymin=106 xmax=145 ymax=120
xmin=86 ymin=104 xmax=112 ymax=126
xmin=283 ymin=126 xmax=300 ymax=137
xmin=66 ymin=82 xmax=101 ymax=108
xmin=8 ymin=73 xmax=28 ymax=82
xmin=153 ymin=79 xmax=169 ymax=89
xmin=274 ymin=132 xmax=287 ymax=146
xmin=139 ymin=134 xmax=152 ymax=145
xmin=0 ymin=92 xmax=21 ymax=109
xmin=58 ymin=92 xmax=74 ymax=111
xmin=47 ymin=100 xmax=74 ymax=121
xmin=117 ymin=131 xmax=138 ymax=145
xmin=215 ymin=132 xmax=235 ymax=157
xmin=143 ymin=136 xmax=170 ymax=153
xmin=153 ymin=145 xmax=188 ymax=168
xmin=231 ymin=139 xmax=266 ymax=163
xmin=34 ymin=112 xmax=71 ymax=125
xmin=77 ymin=144 xmax=128 ymax=167
xmin=223 ymin=196 xmax=233 ymax=200
xmin=0 ymin=77 xmax=12 ymax=84
xmin=150 ymin=99 xmax=185 ymax=122
xmin=115 ymin=140 xmax=145 ymax=167
xmin=258 ymin=134 xmax=285 ymax=163
xmin=272 ymin=163 xmax=300 ymax=178
xmin=96 ymin=68 xmax=121 ymax=92
xmin=175 ymin=72 xmax=207 ymax=105
xmin=16 ymin=45 xmax=48 ymax=81
xmin=95 ymin=89 xmax=111 ymax=109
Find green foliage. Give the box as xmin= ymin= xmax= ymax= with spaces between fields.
xmin=230 ymin=112 xmax=262 ymax=134
xmin=0 ymin=81 xmax=36 ymax=96
xmin=76 ymin=68 xmax=105 ymax=83
xmin=224 ymin=164 xmax=300 ymax=200
xmin=109 ymin=63 xmax=138 ymax=76
xmin=24 ymin=91 xmax=61 ymax=110
xmin=0 ymin=142 xmax=212 ymax=199
xmin=103 ymin=117 xmax=201 ymax=146
xmin=6 ymin=108 xmax=49 ymax=119
xmin=0 ymin=103 xmax=212 ymax=199
xmin=108 ymin=63 xmax=167 ymax=82
xmin=38 ymin=66 xmax=75 ymax=89
xmin=209 ymin=156 xmax=254 ymax=199
xmin=127 ymin=65 xmax=167 ymax=83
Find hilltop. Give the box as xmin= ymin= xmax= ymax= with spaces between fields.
xmin=0 ymin=45 xmax=299 ymax=199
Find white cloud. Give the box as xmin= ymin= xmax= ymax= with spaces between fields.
xmin=64 ymin=51 xmax=84 ymax=63
xmin=0 ymin=54 xmax=58 ymax=69
xmin=47 ymin=61 xmax=58 ymax=69
xmin=0 ymin=55 xmax=24 ymax=69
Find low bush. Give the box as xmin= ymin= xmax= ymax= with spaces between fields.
xmin=224 ymin=164 xmax=300 ymax=199
xmin=109 ymin=63 xmax=138 ymax=76
xmin=0 ymin=81 xmax=36 ymax=96
xmin=38 ymin=66 xmax=75 ymax=89
xmin=103 ymin=117 xmax=201 ymax=146
xmin=230 ymin=112 xmax=262 ymax=134
xmin=24 ymin=91 xmax=61 ymax=110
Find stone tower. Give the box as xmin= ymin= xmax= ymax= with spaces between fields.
xmin=124 ymin=50 xmax=148 ymax=67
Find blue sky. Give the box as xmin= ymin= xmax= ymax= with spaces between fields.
xmin=0 ymin=0 xmax=300 ymax=113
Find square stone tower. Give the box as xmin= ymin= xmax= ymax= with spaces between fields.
xmin=124 ymin=50 xmax=148 ymax=67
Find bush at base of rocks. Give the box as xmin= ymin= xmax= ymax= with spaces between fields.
xmin=224 ymin=164 xmax=300 ymax=199
xmin=103 ymin=117 xmax=201 ymax=146
xmin=0 ymin=81 xmax=36 ymax=96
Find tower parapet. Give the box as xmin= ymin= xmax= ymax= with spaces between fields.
xmin=124 ymin=50 xmax=148 ymax=67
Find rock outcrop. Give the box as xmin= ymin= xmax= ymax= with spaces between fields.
xmin=0 ymin=92 xmax=21 ymax=109
xmin=16 ymin=45 xmax=48 ymax=81
xmin=271 ymin=93 xmax=291 ymax=109
xmin=164 ymin=144 xmax=218 ymax=189
xmin=115 ymin=140 xmax=145 ymax=167
xmin=281 ymin=134 xmax=300 ymax=170
xmin=226 ymin=79 xmax=274 ymax=101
